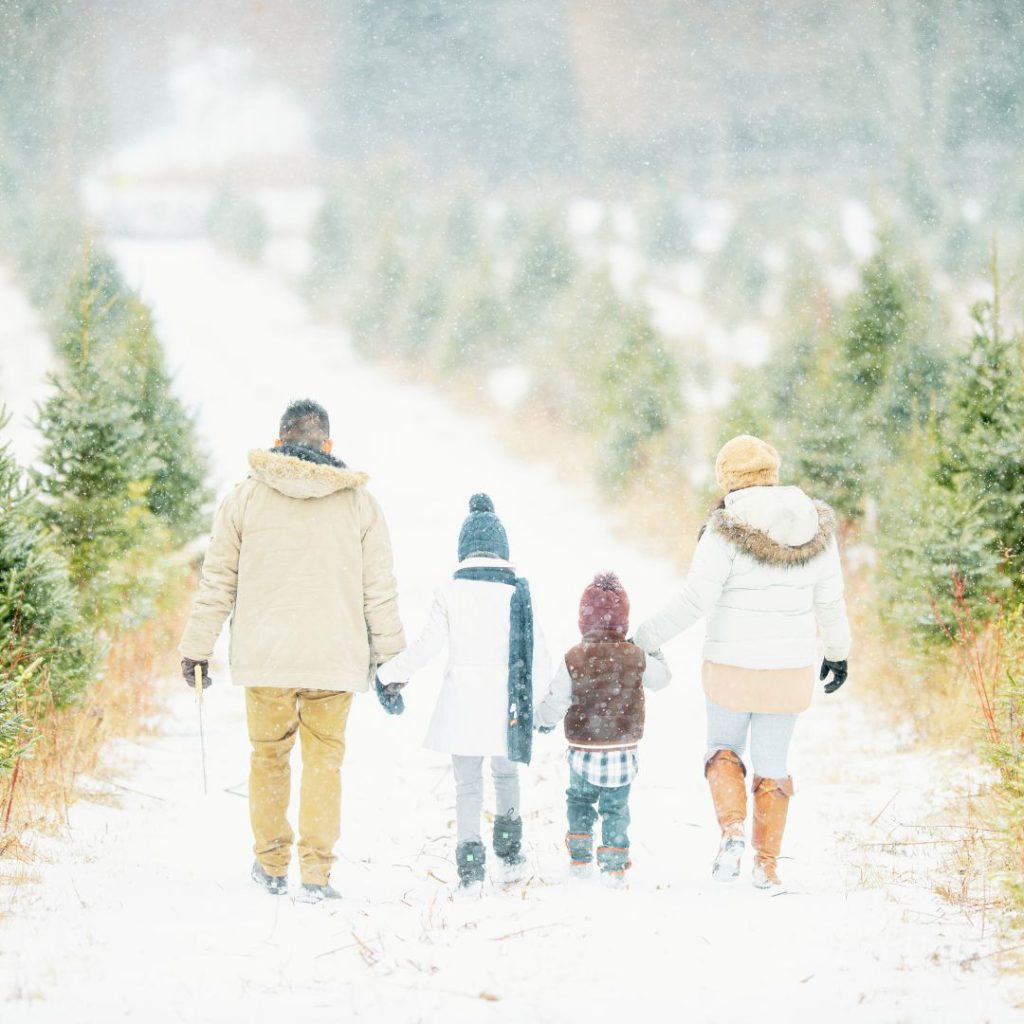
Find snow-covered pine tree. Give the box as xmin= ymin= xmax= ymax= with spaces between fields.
xmin=0 ymin=411 xmax=96 ymax=773
xmin=786 ymin=245 xmax=926 ymax=519
xmin=510 ymin=212 xmax=577 ymax=315
xmin=936 ymin=298 xmax=1024 ymax=606
xmin=588 ymin=296 xmax=682 ymax=489
xmin=109 ymin=295 xmax=211 ymax=545
xmin=32 ymin=259 xmax=156 ymax=626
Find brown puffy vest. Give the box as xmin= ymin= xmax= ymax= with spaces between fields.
xmin=563 ymin=632 xmax=647 ymax=749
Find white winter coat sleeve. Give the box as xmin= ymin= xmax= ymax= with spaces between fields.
xmin=633 ymin=531 xmax=736 ymax=654
xmin=814 ymin=538 xmax=851 ymax=662
xmin=375 ymin=590 xmax=448 ymax=685
xmin=534 ymin=660 xmax=572 ymax=728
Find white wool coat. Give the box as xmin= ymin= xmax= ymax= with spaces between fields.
xmin=376 ymin=557 xmax=550 ymax=758
xmin=634 ymin=486 xmax=851 ymax=670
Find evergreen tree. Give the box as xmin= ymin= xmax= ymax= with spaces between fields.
xmin=33 ymin=265 xmax=156 ymax=625
xmin=579 ymin=290 xmax=682 ymax=489
xmin=876 ymin=417 xmax=1002 ymax=636
xmin=510 ymin=213 xmax=577 ymax=314
xmin=877 ymin=294 xmax=1024 ymax=637
xmin=109 ymin=296 xmax=211 ymax=544
xmin=0 ymin=410 xmax=97 ymax=776
xmin=307 ymin=191 xmax=354 ymax=301
xmin=937 ymin=299 xmax=1024 ymax=597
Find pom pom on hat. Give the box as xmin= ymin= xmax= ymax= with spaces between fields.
xmin=579 ymin=572 xmax=630 ymax=636
xmin=458 ymin=492 xmax=509 ymax=561
xmin=469 ymin=493 xmax=495 ymax=513
xmin=715 ymin=435 xmax=780 ymax=493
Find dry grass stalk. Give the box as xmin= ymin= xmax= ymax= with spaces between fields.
xmin=0 ymin=576 xmax=193 ymax=903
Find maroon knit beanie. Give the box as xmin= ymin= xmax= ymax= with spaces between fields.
xmin=578 ymin=572 xmax=630 ymax=636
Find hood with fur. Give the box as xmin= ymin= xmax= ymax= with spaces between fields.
xmin=708 ymin=485 xmax=836 ymax=567
xmin=248 ymin=445 xmax=368 ymax=500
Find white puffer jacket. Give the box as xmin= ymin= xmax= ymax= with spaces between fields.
xmin=634 ymin=486 xmax=850 ymax=669
xmin=376 ymin=558 xmax=550 ymax=758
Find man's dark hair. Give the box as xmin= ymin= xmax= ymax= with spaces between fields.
xmin=279 ymin=399 xmax=330 ymax=448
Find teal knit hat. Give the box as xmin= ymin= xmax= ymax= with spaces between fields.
xmin=458 ymin=493 xmax=509 ymax=561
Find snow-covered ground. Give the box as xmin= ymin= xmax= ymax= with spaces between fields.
xmin=2 ymin=241 xmax=1021 ymax=1023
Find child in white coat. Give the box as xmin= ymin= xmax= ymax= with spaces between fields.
xmin=377 ymin=494 xmax=549 ymax=889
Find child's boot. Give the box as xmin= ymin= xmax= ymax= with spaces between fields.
xmin=751 ymin=776 xmax=793 ymax=889
xmin=565 ymin=832 xmax=594 ymax=878
xmin=455 ymin=840 xmax=486 ymax=892
xmin=492 ymin=813 xmax=526 ymax=882
xmin=705 ymin=748 xmax=747 ymax=883
xmin=597 ymin=845 xmax=631 ymax=889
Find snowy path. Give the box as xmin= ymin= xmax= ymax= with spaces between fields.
xmin=2 ymin=240 xmax=1020 ymax=1023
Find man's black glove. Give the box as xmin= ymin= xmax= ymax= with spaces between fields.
xmin=181 ymin=657 xmax=211 ymax=689
xmin=820 ymin=658 xmax=848 ymax=694
xmin=535 ymin=724 xmax=555 ymax=735
xmin=375 ymin=677 xmax=405 ymax=715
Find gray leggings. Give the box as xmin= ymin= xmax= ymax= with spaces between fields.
xmin=706 ymin=699 xmax=797 ymax=779
xmin=451 ymin=754 xmax=520 ymax=844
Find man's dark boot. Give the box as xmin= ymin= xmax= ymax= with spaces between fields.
xmin=455 ymin=840 xmax=486 ymax=890
xmin=251 ymin=859 xmax=287 ymax=896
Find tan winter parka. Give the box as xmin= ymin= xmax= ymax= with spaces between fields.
xmin=179 ymin=447 xmax=405 ymax=690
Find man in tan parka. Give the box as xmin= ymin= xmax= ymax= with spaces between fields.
xmin=179 ymin=399 xmax=404 ymax=901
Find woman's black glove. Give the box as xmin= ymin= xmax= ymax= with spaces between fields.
xmin=820 ymin=658 xmax=848 ymax=694
xmin=375 ymin=677 xmax=405 ymax=715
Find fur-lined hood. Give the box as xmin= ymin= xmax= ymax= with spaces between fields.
xmin=707 ymin=485 xmax=836 ymax=567
xmin=248 ymin=445 xmax=369 ymax=500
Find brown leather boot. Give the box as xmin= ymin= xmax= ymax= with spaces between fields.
xmin=705 ymin=749 xmax=747 ymax=882
xmin=751 ymin=775 xmax=793 ymax=888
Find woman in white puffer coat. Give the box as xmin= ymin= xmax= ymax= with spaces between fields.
xmin=634 ymin=435 xmax=851 ymax=889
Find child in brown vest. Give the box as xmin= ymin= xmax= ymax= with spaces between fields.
xmin=535 ymin=574 xmax=670 ymax=887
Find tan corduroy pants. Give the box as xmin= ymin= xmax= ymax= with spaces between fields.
xmin=244 ymin=687 xmax=353 ymax=885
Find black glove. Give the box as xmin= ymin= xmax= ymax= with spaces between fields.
xmin=820 ymin=658 xmax=848 ymax=694
xmin=375 ymin=677 xmax=405 ymax=715
xmin=181 ymin=657 xmax=211 ymax=689
xmin=535 ymin=724 xmax=555 ymax=735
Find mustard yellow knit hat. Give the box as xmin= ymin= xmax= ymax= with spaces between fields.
xmin=715 ymin=435 xmax=781 ymax=493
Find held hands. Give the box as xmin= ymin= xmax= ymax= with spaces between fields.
xmin=375 ymin=677 xmax=406 ymax=715
xmin=181 ymin=657 xmax=211 ymax=689
xmin=820 ymin=658 xmax=848 ymax=694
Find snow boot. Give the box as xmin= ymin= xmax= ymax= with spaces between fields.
xmin=705 ymin=749 xmax=747 ymax=882
xmin=492 ymin=813 xmax=526 ymax=881
xmin=568 ymin=861 xmax=594 ymax=880
xmin=751 ymin=775 xmax=793 ymax=889
xmin=596 ymin=844 xmax=631 ymax=885
xmin=600 ymin=869 xmax=628 ymax=891
xmin=296 ymin=882 xmax=342 ymax=904
xmin=251 ymin=859 xmax=287 ymax=896
xmin=565 ymin=831 xmax=593 ymax=871
xmin=456 ymin=840 xmax=486 ymax=890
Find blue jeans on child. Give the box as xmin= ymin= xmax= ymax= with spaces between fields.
xmin=566 ymin=769 xmax=631 ymax=872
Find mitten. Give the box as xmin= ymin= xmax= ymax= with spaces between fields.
xmin=375 ymin=676 xmax=405 ymax=715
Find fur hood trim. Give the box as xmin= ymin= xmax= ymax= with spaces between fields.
xmin=248 ymin=448 xmax=368 ymax=500
xmin=707 ymin=500 xmax=837 ymax=567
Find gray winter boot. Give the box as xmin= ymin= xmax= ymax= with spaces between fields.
xmin=493 ymin=814 xmax=525 ymax=864
xmin=251 ymin=860 xmax=287 ymax=896
xmin=456 ymin=840 xmax=486 ymax=889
